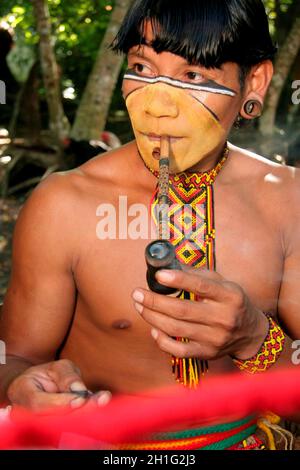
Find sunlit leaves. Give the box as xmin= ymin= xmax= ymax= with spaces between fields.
xmin=263 ymin=0 xmax=298 ymax=38
xmin=0 ymin=0 xmax=116 ymax=95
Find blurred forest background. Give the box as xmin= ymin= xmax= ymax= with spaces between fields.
xmin=0 ymin=0 xmax=300 ymax=301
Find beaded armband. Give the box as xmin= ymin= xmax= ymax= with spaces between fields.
xmin=233 ymin=315 xmax=286 ymax=374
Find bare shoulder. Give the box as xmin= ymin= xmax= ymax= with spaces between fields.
xmin=226 ymin=143 xmax=300 ymax=200
xmin=24 ymin=141 xmax=137 ymax=210
xmin=13 ymin=168 xmax=83 ymax=268
xmin=10 ymin=147 xmax=130 ymax=276
xmin=223 ymin=145 xmax=300 ymax=252
xmin=76 ymin=141 xmax=140 ymax=186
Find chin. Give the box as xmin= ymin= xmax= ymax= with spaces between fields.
xmin=170 ymin=155 xmax=200 ymax=174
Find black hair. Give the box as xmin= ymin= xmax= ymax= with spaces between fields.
xmin=112 ymin=0 xmax=277 ymax=75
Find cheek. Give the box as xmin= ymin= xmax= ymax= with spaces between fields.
xmin=204 ymin=96 xmax=241 ymax=130
xmin=180 ymin=104 xmax=213 ymax=136
xmin=126 ymin=97 xmax=143 ymax=126
xmin=122 ymin=81 xmax=129 ymax=100
xmin=122 ymin=81 xmax=145 ymax=104
xmin=220 ymin=100 xmax=240 ymax=126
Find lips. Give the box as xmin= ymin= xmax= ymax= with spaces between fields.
xmin=147 ymin=133 xmax=162 ymax=140
xmin=140 ymin=132 xmax=184 ymax=142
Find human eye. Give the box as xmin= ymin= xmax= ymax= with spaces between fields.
xmin=131 ymin=62 xmax=154 ymax=77
xmin=185 ymin=71 xmax=205 ymax=83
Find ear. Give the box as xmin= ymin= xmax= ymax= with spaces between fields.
xmin=240 ymin=61 xmax=274 ymax=120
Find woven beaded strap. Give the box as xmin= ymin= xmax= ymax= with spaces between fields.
xmin=233 ymin=315 xmax=286 ymax=374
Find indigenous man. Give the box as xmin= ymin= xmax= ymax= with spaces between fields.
xmin=0 ymin=0 xmax=299 ymax=449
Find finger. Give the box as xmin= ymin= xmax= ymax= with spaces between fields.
xmin=133 ymin=289 xmax=214 ymax=324
xmin=181 ymin=267 xmax=223 ymax=282
xmin=36 ymin=392 xmax=87 ymax=412
xmin=46 ymin=359 xmax=87 ymax=394
xmin=141 ymin=306 xmax=195 ymax=338
xmin=89 ymin=391 xmax=112 ymax=408
xmin=156 ymin=270 xmax=226 ymax=301
xmin=11 ymin=378 xmax=87 ymax=414
xmin=136 ymin=302 xmax=211 ymax=340
xmin=151 ymin=328 xmax=206 ymax=358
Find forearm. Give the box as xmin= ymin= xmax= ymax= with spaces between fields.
xmin=0 ymin=355 xmax=34 ymax=405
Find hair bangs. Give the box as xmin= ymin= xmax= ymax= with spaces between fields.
xmin=112 ymin=0 xmax=277 ymax=69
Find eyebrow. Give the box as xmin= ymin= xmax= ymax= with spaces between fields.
xmin=127 ymin=49 xmax=220 ymax=77
xmin=128 ymin=48 xmax=148 ymax=59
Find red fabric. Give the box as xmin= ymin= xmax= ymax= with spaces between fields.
xmin=0 ymin=368 xmax=300 ymax=449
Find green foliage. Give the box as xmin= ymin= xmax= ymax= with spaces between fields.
xmin=0 ymin=0 xmax=116 ymax=96
xmin=0 ymin=2 xmax=36 ymax=82
xmin=263 ymin=0 xmax=299 ymax=42
xmin=47 ymin=0 xmax=116 ymax=95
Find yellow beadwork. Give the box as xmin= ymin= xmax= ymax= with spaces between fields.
xmin=233 ymin=316 xmax=286 ymax=374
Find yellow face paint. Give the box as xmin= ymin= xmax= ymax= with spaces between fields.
xmin=125 ymin=81 xmax=226 ymax=174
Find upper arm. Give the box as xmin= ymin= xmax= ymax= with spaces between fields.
xmin=278 ymin=171 xmax=300 ymax=338
xmin=0 ymin=173 xmax=78 ymax=363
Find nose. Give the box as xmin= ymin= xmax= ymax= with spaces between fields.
xmin=143 ymin=85 xmax=179 ymax=119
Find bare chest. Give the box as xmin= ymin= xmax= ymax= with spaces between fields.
xmin=73 ymin=183 xmax=283 ymax=329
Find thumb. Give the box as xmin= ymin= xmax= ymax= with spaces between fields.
xmin=46 ymin=359 xmax=87 ymax=393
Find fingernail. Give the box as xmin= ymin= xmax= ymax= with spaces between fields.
xmin=70 ymin=397 xmax=86 ymax=409
xmin=151 ymin=328 xmax=159 ymax=340
xmin=70 ymin=381 xmax=87 ymax=393
xmin=134 ymin=302 xmax=144 ymax=314
xmin=156 ymin=270 xmax=175 ymax=283
xmin=97 ymin=391 xmax=112 ymax=407
xmin=132 ymin=290 xmax=144 ymax=303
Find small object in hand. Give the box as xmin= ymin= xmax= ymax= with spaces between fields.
xmin=71 ymin=390 xmax=93 ymax=399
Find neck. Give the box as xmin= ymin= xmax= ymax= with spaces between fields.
xmin=132 ymin=140 xmax=229 ymax=182
xmin=187 ymin=141 xmax=228 ymax=174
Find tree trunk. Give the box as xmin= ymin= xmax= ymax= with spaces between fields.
xmin=259 ymin=16 xmax=300 ymax=137
xmin=71 ymin=0 xmax=132 ymax=141
xmin=9 ymin=62 xmax=42 ymax=143
xmin=32 ymin=0 xmax=70 ymax=145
